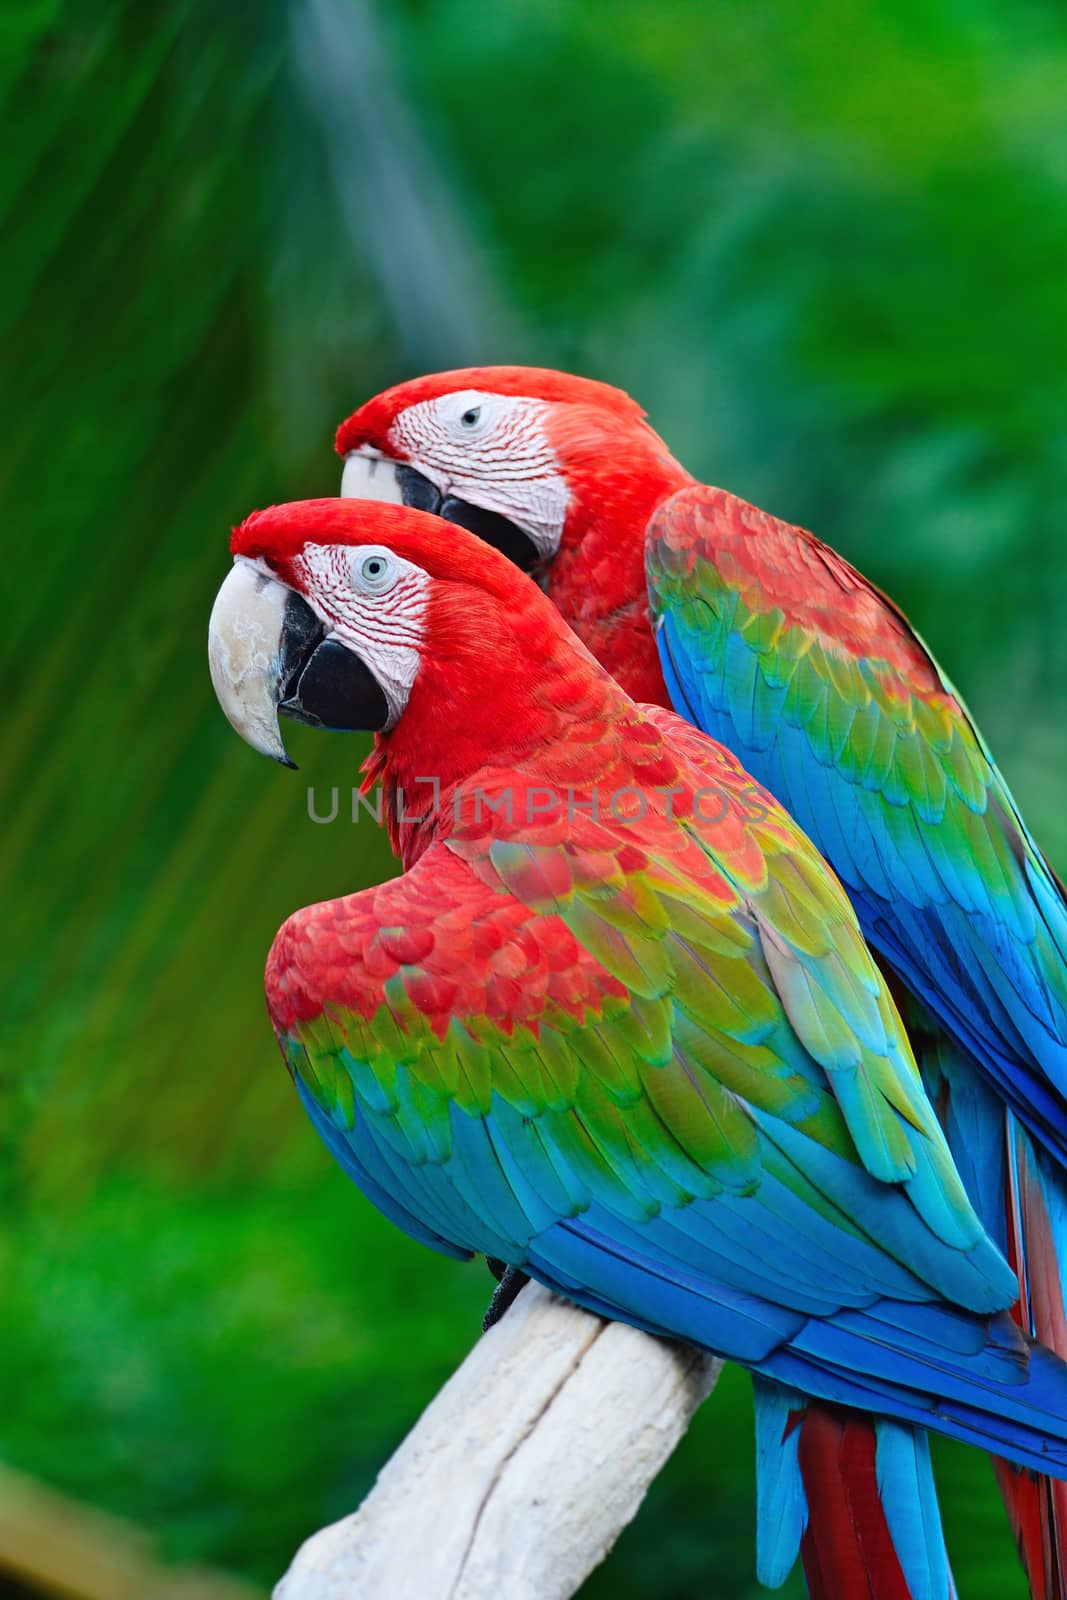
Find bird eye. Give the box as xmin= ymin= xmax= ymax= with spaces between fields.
xmin=356 ymin=550 xmax=394 ymax=591
xmin=460 ymin=407 xmax=481 ymax=427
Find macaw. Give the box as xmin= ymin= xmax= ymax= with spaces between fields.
xmin=209 ymin=498 xmax=1067 ymax=1600
xmin=334 ymin=368 xmax=1067 ymax=1600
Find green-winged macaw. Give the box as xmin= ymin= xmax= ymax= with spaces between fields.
xmin=210 ymin=496 xmax=1067 ymax=1600
xmin=333 ymin=368 xmax=1067 ymax=1600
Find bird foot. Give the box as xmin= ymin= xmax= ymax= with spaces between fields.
xmin=482 ymin=1260 xmax=530 ymax=1331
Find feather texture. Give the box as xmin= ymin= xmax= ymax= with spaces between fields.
xmin=647 ymin=486 xmax=1067 ymax=1157
xmin=646 ymin=481 xmax=1067 ymax=1594
xmin=266 ymin=685 xmax=1067 ymax=1485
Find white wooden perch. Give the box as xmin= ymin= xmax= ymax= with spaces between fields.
xmin=275 ymin=1282 xmax=721 ymax=1600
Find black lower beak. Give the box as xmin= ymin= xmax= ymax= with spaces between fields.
xmin=277 ymin=593 xmax=390 ymax=736
xmin=280 ymin=636 xmax=389 ymax=733
xmin=396 ymin=467 xmax=541 ymax=574
xmin=395 ymin=465 xmax=444 ymax=514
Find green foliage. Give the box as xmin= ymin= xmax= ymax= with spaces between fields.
xmin=1 ymin=1177 xmax=481 ymax=1577
xmin=3 ymin=0 xmax=1063 ymax=1594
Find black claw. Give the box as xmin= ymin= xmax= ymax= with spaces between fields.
xmin=482 ymin=1263 xmax=530 ymax=1331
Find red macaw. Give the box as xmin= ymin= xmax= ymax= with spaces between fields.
xmin=210 ymin=498 xmax=1067 ymax=1600
xmin=334 ymin=369 xmax=1067 ymax=1600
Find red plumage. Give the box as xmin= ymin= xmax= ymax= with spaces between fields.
xmin=331 ymin=369 xmax=1003 ymax=1600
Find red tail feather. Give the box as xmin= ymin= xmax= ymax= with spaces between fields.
xmin=797 ymin=1406 xmax=915 ymax=1600
xmin=995 ymin=1460 xmax=1067 ymax=1600
xmin=997 ymin=1124 xmax=1067 ymax=1600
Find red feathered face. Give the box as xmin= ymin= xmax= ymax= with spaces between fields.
xmin=207 ymin=497 xmax=567 ymax=769
xmin=208 ymin=502 xmax=447 ymax=766
xmin=335 ymin=367 xmax=650 ymax=572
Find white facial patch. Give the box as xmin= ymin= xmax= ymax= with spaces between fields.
xmin=293 ymin=543 xmax=429 ymax=729
xmin=390 ymin=391 xmax=571 ymax=558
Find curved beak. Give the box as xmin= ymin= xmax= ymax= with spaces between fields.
xmin=208 ymin=559 xmax=389 ymax=768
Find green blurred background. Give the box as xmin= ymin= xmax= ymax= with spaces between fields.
xmin=4 ymin=1 xmax=1066 ymax=1595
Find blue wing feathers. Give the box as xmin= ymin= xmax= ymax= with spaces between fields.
xmin=294 ymin=1046 xmax=1067 ymax=1480
xmin=294 ymin=1079 xmax=474 ymax=1261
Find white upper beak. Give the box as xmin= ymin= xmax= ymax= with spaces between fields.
xmin=341 ymin=450 xmax=406 ymax=503
xmin=207 ymin=558 xmax=295 ymax=766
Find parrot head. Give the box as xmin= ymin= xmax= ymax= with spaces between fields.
xmin=334 ymin=366 xmax=691 ymax=578
xmin=208 ymin=497 xmax=583 ymax=773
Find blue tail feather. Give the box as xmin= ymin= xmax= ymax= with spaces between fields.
xmin=752 ymin=1379 xmax=807 ymax=1587
xmin=875 ymin=1420 xmax=955 ymax=1600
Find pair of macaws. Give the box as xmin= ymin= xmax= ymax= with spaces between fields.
xmin=208 ymin=367 xmax=1067 ymax=1600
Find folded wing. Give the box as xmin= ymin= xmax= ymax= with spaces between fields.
xmin=646 ymin=484 xmax=1067 ymax=1162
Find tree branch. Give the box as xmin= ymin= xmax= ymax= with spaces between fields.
xmin=0 ymin=1459 xmax=264 ymax=1600
xmin=275 ymin=1282 xmax=720 ymax=1600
